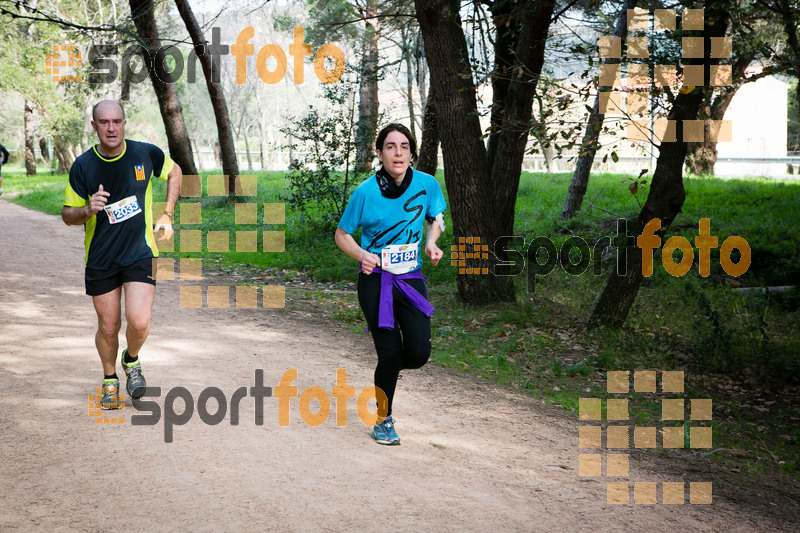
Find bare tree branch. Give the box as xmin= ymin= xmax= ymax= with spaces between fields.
xmin=326 ymin=12 xmax=416 ymax=30
xmin=0 ymin=0 xmax=127 ymax=34
xmin=551 ymin=0 xmax=581 ymax=23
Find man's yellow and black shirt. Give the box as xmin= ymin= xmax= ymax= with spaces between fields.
xmin=64 ymin=140 xmax=174 ymax=270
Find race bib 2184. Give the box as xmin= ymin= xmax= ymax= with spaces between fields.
xmin=381 ymin=242 xmax=419 ymax=274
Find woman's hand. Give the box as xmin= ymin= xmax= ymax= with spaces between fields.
xmin=425 ymin=242 xmax=443 ymax=266
xmin=360 ymin=252 xmax=381 ymax=274
xmin=335 ymin=227 xmax=381 ymax=273
xmin=425 ymin=216 xmax=444 ymax=266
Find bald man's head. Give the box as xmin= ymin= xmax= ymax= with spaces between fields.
xmin=92 ymin=100 xmax=125 ymax=122
xmin=91 ymin=100 xmax=126 ymax=157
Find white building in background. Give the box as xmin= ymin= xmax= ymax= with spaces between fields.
xmin=551 ymin=72 xmax=792 ymax=178
xmin=715 ymin=75 xmax=789 ymax=178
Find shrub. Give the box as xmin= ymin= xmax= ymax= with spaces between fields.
xmin=282 ymin=85 xmax=370 ymax=231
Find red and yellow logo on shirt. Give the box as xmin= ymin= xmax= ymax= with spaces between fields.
xmin=134 ymin=164 xmax=145 ymax=181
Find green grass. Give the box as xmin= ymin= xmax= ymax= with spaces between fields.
xmin=159 ymin=172 xmax=359 ymax=281
xmin=10 ymin=170 xmax=798 ymax=288
xmin=6 ymin=167 xmax=800 ymax=479
xmin=2 ymin=171 xmax=69 ymax=214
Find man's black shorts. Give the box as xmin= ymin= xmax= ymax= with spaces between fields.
xmin=85 ymin=257 xmax=156 ymax=296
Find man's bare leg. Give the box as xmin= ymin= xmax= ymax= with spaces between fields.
xmin=92 ymin=287 xmax=123 ymax=375
xmin=122 ymin=281 xmax=156 ymax=357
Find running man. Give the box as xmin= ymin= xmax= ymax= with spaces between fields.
xmin=0 ymin=141 xmax=9 ymax=195
xmin=62 ymin=100 xmax=181 ymax=408
xmin=335 ymin=123 xmax=446 ymax=445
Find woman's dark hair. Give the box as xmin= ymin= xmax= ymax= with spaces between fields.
xmin=375 ymin=123 xmax=418 ymax=161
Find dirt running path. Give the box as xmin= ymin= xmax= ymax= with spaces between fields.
xmin=0 ymin=199 xmax=789 ymax=532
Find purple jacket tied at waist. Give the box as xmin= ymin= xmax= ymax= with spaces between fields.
xmin=359 ymin=265 xmax=435 ymax=329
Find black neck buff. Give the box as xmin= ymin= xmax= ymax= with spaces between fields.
xmin=375 ymin=166 xmax=413 ymax=199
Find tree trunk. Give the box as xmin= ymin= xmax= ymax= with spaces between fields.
xmin=417 ymin=0 xmax=556 ymax=304
xmin=38 ymin=138 xmax=50 ymax=163
xmin=53 ymin=143 xmax=65 ymax=172
xmin=415 ymin=34 xmax=428 ymax=135
xmin=685 ymin=51 xmax=763 ymax=176
xmin=486 ymin=1 xmax=556 ymax=252
xmin=484 ymin=0 xmax=517 ymax=172
xmin=531 ymin=94 xmax=557 ymax=172
xmin=243 ymin=125 xmax=253 ymax=172
xmin=685 ymin=140 xmax=717 ymax=175
xmin=191 ymin=138 xmax=201 ymax=170
xmin=562 ymin=0 xmax=637 ymax=219
xmin=174 ymin=1 xmax=238 ymax=188
xmin=53 ymin=142 xmax=67 ymax=173
xmin=128 ymin=0 xmax=198 ymax=176
xmin=255 ymin=90 xmax=271 ymax=171
xmin=53 ymin=139 xmax=75 ymax=174
xmin=260 ymin=141 xmax=266 ymax=172
xmin=777 ymin=0 xmax=800 ymax=136
xmin=589 ymin=4 xmax=729 ymax=328
xmin=418 ymin=0 xmax=500 ymax=303
xmin=416 ymin=83 xmax=439 ymax=176
xmin=402 ymin=25 xmax=417 ymax=140
xmin=796 ymin=75 xmax=800 ymax=143
xmin=533 ymin=129 xmax=555 ymax=173
xmin=355 ymin=0 xmax=380 ymax=172
xmin=213 ymin=140 xmax=222 ymax=170
xmin=257 ymin=118 xmax=266 ymax=171
xmin=81 ymin=105 xmax=92 ymax=152
xmin=23 ymin=99 xmax=37 ymax=175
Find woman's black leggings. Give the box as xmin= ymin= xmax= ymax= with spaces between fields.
xmin=357 ymin=271 xmax=431 ymax=416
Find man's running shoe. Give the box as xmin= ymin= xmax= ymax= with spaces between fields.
xmin=371 ymin=416 xmax=401 ymax=445
xmin=122 ymin=349 xmax=146 ymax=399
xmin=99 ymin=378 xmax=122 ymax=410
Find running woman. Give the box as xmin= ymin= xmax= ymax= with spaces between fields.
xmin=62 ymin=100 xmax=181 ymax=409
xmin=335 ymin=123 xmax=446 ymax=445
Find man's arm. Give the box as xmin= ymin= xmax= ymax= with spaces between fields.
xmin=154 ymin=163 xmax=181 ymax=241
xmin=62 ymin=184 xmax=109 ymax=226
xmin=0 ymin=144 xmax=8 ymax=164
